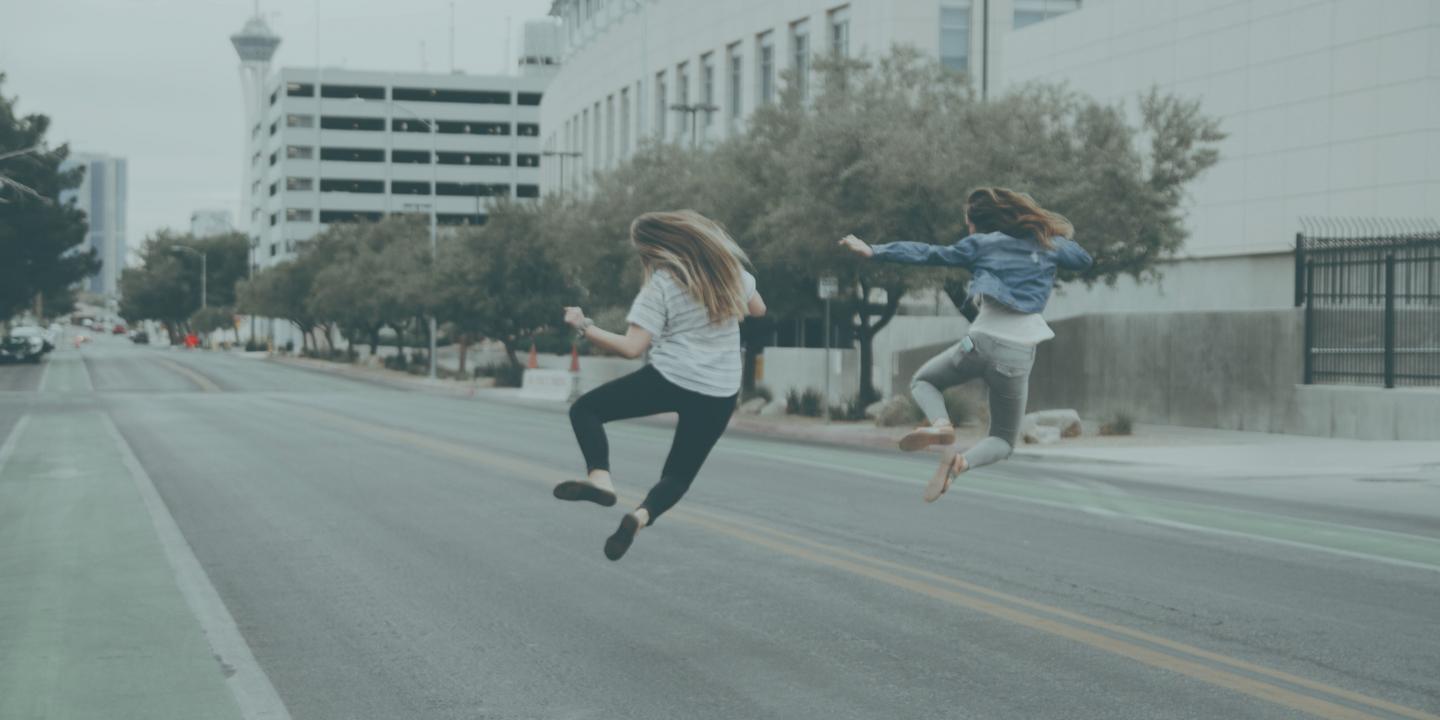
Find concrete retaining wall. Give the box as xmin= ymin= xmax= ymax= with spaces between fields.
xmin=758 ymin=347 xmax=860 ymax=405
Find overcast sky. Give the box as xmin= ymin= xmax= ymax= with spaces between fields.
xmin=1 ymin=0 xmax=553 ymax=260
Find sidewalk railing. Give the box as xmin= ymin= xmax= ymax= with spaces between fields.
xmin=1294 ymin=218 xmax=1440 ymax=388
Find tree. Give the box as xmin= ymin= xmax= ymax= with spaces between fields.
xmin=437 ymin=200 xmax=574 ymax=370
xmin=0 ymin=72 xmax=99 ymax=321
xmin=119 ymin=230 xmax=248 ymax=339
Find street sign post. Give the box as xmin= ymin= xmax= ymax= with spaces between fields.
xmin=818 ymin=276 xmax=838 ymax=421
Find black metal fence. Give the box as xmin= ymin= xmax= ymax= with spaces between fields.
xmin=1294 ymin=218 xmax=1440 ymax=388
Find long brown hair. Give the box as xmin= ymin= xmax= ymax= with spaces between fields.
xmin=965 ymin=187 xmax=1073 ymax=249
xmin=630 ymin=210 xmax=750 ymax=324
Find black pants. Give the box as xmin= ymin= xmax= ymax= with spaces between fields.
xmin=568 ymin=365 xmax=737 ymax=524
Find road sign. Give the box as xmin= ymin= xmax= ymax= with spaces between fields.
xmin=818 ymin=276 xmax=839 ymax=299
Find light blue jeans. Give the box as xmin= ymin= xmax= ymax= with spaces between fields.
xmin=910 ymin=333 xmax=1035 ymax=470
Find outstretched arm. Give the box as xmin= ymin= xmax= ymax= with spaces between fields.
xmin=564 ymin=307 xmax=652 ymax=360
xmin=1052 ymin=237 xmax=1094 ymax=271
xmin=839 ymin=233 xmax=979 ymax=269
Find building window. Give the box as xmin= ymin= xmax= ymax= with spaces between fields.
xmin=437 ymin=214 xmax=488 ymax=226
xmin=701 ymin=53 xmax=716 ymax=128
xmin=286 ymin=208 xmax=314 ymax=222
xmin=392 ymin=87 xmax=510 ymax=104
xmin=269 ymin=212 xmax=278 ymax=226
xmin=518 ymin=92 xmax=543 ymax=106
xmin=319 ymin=179 xmax=385 ymax=194
xmin=433 ymin=120 xmax=510 ymax=135
xmin=270 ymin=243 xmax=278 ymax=257
xmin=676 ymin=62 xmax=690 ymax=141
xmin=286 ymin=114 xmax=314 ymax=128
xmin=655 ymin=71 xmax=667 ymax=138
xmin=1013 ymin=0 xmax=1080 ymax=29
xmin=391 ymin=149 xmax=430 ymax=164
xmin=287 ymin=82 xmax=315 ymax=97
xmin=605 ymin=95 xmax=615 ymax=166
xmin=619 ymin=87 xmax=631 ymax=156
xmin=592 ymin=101 xmax=602 ymax=163
xmin=319 ymin=210 xmax=384 ymax=223
xmin=437 ymin=152 xmax=510 ymax=166
xmin=940 ymin=3 xmax=972 ymax=73
xmin=286 ymin=177 xmax=314 ymax=191
xmin=727 ymin=44 xmax=743 ymax=122
xmin=320 ymin=84 xmax=385 ymax=100
xmin=269 ymin=89 xmax=278 ymax=105
xmin=269 ymin=120 xmax=279 ymax=136
xmin=391 ymin=118 xmax=433 ymax=134
xmin=268 ymin=151 xmax=278 ymax=166
xmin=757 ymin=32 xmax=775 ymax=105
xmin=268 ymin=181 xmax=278 ymax=196
xmin=320 ymin=115 xmax=386 ymax=132
xmin=517 ymin=153 xmax=540 ymax=167
xmin=436 ymin=182 xmax=509 ymax=197
xmin=320 ymin=147 xmax=385 ymax=162
xmin=516 ymin=184 xmax=541 ymax=198
xmin=518 ymin=122 xmax=539 ymax=137
xmin=829 ymin=6 xmax=850 ymax=57
xmin=286 ymin=145 xmax=314 ymax=160
xmin=791 ymin=20 xmax=811 ymax=100
xmin=391 ymin=181 xmax=432 ymax=195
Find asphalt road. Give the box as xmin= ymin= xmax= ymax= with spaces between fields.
xmin=2 ymin=335 xmax=1437 ymax=720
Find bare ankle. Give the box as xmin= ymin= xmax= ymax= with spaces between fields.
xmin=632 ymin=508 xmax=651 ymax=526
xmin=587 ymin=470 xmax=613 ymax=488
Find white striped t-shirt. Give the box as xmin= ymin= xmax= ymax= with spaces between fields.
xmin=626 ymin=269 xmax=757 ymax=397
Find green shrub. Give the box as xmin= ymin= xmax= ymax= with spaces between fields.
xmin=875 ymin=395 xmax=927 ymax=427
xmin=786 ymin=388 xmax=825 ymax=417
xmin=828 ymin=396 xmax=867 ymax=421
xmin=1100 ymin=412 xmax=1134 ymax=436
xmin=476 ymin=361 xmax=525 ymax=388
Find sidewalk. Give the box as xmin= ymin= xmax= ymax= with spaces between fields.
xmin=266 ymin=355 xmax=1440 ymax=481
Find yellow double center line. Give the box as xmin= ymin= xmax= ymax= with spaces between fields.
xmin=287 ymin=401 xmax=1437 ymax=720
xmin=158 ymin=358 xmax=223 ymax=392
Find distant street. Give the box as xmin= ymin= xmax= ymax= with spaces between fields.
xmin=2 ymin=335 xmax=1438 ymax=720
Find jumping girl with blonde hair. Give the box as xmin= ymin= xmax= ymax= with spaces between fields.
xmin=839 ymin=187 xmax=1092 ymax=503
xmin=555 ymin=210 xmax=766 ymax=561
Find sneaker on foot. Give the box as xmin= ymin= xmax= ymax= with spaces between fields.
xmin=924 ymin=449 xmax=966 ymax=503
xmin=604 ymin=512 xmax=643 ymax=561
xmin=552 ymin=480 xmax=618 ymax=507
xmin=899 ymin=424 xmax=957 ymax=452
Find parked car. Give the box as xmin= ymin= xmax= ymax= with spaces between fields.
xmin=112 ymin=323 xmax=127 ymax=335
xmin=128 ymin=329 xmax=149 ymax=345
xmin=1 ymin=328 xmax=46 ymax=363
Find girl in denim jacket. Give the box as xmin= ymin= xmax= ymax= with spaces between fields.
xmin=839 ymin=188 xmax=1092 ymax=502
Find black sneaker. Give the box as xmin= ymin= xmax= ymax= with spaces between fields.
xmin=604 ymin=512 xmax=643 ymax=561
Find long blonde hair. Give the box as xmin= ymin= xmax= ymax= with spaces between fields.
xmin=630 ymin=210 xmax=750 ymax=325
xmin=965 ymin=187 xmax=1074 ymax=249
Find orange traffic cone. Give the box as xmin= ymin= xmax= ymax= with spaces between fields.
xmin=527 ymin=341 xmax=538 ymax=369
xmin=569 ymin=342 xmax=580 ymax=373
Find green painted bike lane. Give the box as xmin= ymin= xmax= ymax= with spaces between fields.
xmin=0 ymin=412 xmax=245 ymax=720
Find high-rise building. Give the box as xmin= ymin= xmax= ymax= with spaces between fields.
xmin=59 ymin=153 xmax=128 ymax=297
xmin=231 ymin=16 xmax=558 ymax=270
xmin=190 ymin=209 xmax=235 ymax=238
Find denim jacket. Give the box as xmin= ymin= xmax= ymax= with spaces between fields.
xmin=871 ymin=232 xmax=1093 ymax=314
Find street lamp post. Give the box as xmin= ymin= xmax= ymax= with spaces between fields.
xmin=669 ymin=103 xmax=719 ymax=150
xmin=171 ymin=245 xmax=208 ymax=309
xmin=541 ymin=150 xmax=582 ymax=196
xmin=390 ymin=102 xmax=440 ymax=381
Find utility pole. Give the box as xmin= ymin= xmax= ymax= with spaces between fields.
xmin=669 ymin=103 xmax=719 ymax=149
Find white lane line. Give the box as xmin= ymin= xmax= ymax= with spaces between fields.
xmin=37 ymin=355 xmax=54 ymax=392
xmin=0 ymin=415 xmax=31 ymax=475
xmin=100 ymin=413 xmax=292 ymax=720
